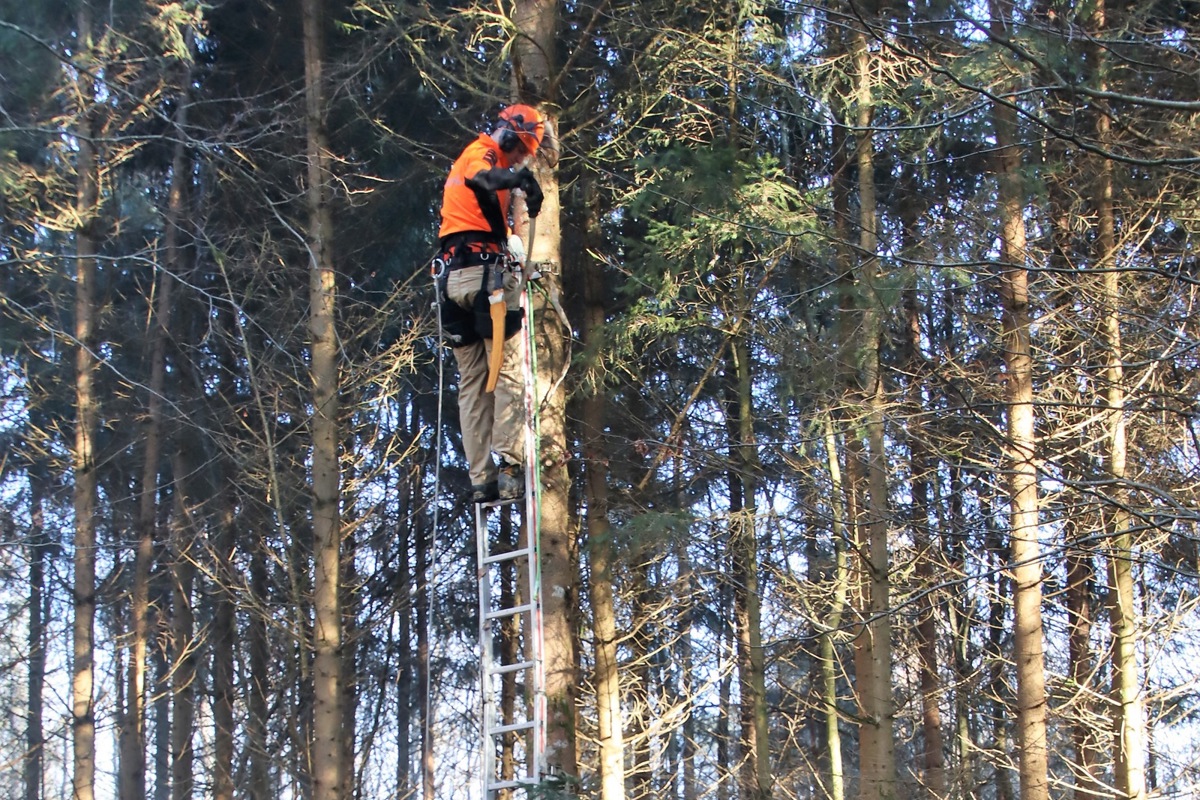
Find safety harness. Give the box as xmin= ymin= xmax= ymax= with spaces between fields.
xmin=431 ymin=232 xmax=524 ymax=361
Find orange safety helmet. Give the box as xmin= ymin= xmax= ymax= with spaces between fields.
xmin=496 ymin=104 xmax=545 ymax=157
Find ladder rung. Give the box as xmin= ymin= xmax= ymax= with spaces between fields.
xmin=482 ymin=546 xmax=533 ymax=565
xmin=487 ymin=778 xmax=537 ymax=791
xmin=484 ymin=602 xmax=535 ymax=620
xmin=480 ymin=496 xmax=522 ymax=509
xmin=486 ymin=660 xmax=535 ymax=675
xmin=488 ymin=720 xmax=535 ymax=735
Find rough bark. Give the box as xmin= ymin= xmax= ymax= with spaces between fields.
xmin=850 ymin=17 xmax=897 ymax=800
xmin=415 ymin=457 xmax=434 ymax=800
xmin=26 ymin=476 xmax=48 ymax=800
xmin=71 ymin=5 xmax=100 ymax=797
xmin=211 ymin=491 xmax=237 ymax=800
xmin=169 ymin=454 xmax=196 ymax=800
xmin=302 ymin=0 xmax=344 ymax=796
xmin=904 ymin=286 xmax=946 ymax=800
xmin=820 ymin=423 xmax=848 ymax=800
xmin=582 ymin=190 xmax=625 ymax=800
xmin=1085 ymin=6 xmax=1149 ymax=797
xmin=991 ymin=3 xmax=1050 ymax=793
xmin=726 ymin=291 xmax=771 ymax=800
xmin=123 ymin=71 xmax=190 ymax=800
xmin=511 ymin=0 xmax=579 ymax=780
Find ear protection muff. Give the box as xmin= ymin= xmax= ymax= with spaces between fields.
xmin=497 ymin=122 xmax=520 ymax=153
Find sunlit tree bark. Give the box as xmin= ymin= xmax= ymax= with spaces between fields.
xmin=302 ymin=0 xmax=344 ymax=795
xmin=1091 ymin=6 xmax=1147 ymax=795
xmin=991 ymin=3 xmax=1049 ymax=797
xmin=849 ymin=12 xmax=897 ymax=799
xmin=511 ymin=0 xmax=579 ymax=779
xmin=71 ymin=5 xmax=100 ymax=798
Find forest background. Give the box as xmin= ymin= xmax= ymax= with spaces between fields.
xmin=1 ymin=1 xmax=1199 ymax=800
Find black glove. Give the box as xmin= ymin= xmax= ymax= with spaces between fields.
xmin=517 ymin=167 xmax=544 ymax=218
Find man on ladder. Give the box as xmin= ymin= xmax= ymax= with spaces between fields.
xmin=433 ymin=104 xmax=546 ymax=504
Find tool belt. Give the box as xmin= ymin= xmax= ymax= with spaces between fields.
xmin=432 ymin=233 xmax=523 ymax=347
xmin=439 ymin=231 xmax=505 ymax=269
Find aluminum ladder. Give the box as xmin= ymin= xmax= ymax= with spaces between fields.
xmin=474 ymin=281 xmax=546 ymax=800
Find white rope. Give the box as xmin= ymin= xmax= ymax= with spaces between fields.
xmin=424 ymin=257 xmax=448 ymax=798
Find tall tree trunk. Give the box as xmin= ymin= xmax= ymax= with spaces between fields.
xmin=1065 ymin=521 xmax=1103 ymax=799
xmin=824 ymin=42 xmax=853 ymax=800
xmin=947 ymin=467 xmax=974 ymax=797
xmin=716 ymin=589 xmax=733 ymax=800
xmin=820 ymin=423 xmax=848 ymax=800
xmin=26 ymin=474 xmax=48 ymax=800
xmin=986 ymin=519 xmax=1015 ymax=800
xmin=674 ymin=504 xmax=698 ymax=800
xmin=510 ymin=0 xmax=579 ymax=779
xmin=1098 ymin=90 xmax=1147 ymax=800
xmin=1088 ymin=4 xmax=1147 ymax=796
xmin=581 ymin=186 xmax=625 ymax=800
xmin=1045 ymin=111 xmax=1104 ymax=799
xmin=169 ymin=454 xmax=196 ymax=800
xmin=341 ymin=521 xmax=360 ymax=800
xmin=991 ymin=3 xmax=1049 ymax=798
xmin=415 ymin=462 xmax=434 ymax=800
xmin=395 ymin=463 xmax=414 ymax=799
xmin=903 ymin=242 xmax=945 ymax=800
xmin=71 ymin=5 xmax=100 ymax=797
xmin=302 ymin=0 xmax=344 ymax=796
xmin=850 ymin=15 xmax=897 ymax=800
xmin=152 ymin=618 xmax=170 ymax=800
xmin=628 ymin=567 xmax=652 ymax=800
xmin=123 ymin=79 xmax=189 ymax=800
xmin=726 ymin=282 xmax=771 ymax=800
xmin=248 ymin=529 xmax=271 ymax=800
xmin=212 ymin=491 xmax=237 ymax=800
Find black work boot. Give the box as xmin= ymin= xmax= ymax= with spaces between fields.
xmin=497 ymin=462 xmax=524 ymax=501
xmin=469 ymin=481 xmax=499 ymax=504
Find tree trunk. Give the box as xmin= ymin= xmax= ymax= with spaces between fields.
xmin=123 ymin=76 xmax=190 ymax=799
xmin=396 ymin=463 xmax=414 ymax=799
xmin=26 ymin=474 xmax=48 ymax=800
xmin=302 ymin=0 xmax=344 ymax=796
xmin=416 ymin=466 xmax=434 ymax=800
xmin=169 ymin=454 xmax=196 ymax=800
xmin=71 ymin=5 xmax=100 ymax=797
xmin=991 ymin=3 xmax=1049 ymax=797
xmin=1044 ymin=111 xmax=1105 ymax=800
xmin=582 ymin=191 xmax=625 ymax=800
xmin=248 ymin=529 xmax=271 ymax=800
xmin=726 ymin=287 xmax=771 ymax=800
xmin=903 ymin=253 xmax=945 ymax=800
xmin=850 ymin=17 xmax=897 ymax=800
xmin=983 ymin=508 xmax=1015 ymax=800
xmin=152 ymin=618 xmax=170 ymax=800
xmin=511 ymin=0 xmax=579 ymax=779
xmin=675 ymin=509 xmax=698 ymax=800
xmin=820 ymin=422 xmax=848 ymax=800
xmin=1087 ymin=4 xmax=1148 ymax=796
xmin=946 ymin=466 xmax=974 ymax=797
xmin=212 ymin=493 xmax=237 ymax=800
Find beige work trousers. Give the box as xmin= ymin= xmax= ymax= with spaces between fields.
xmin=446 ymin=264 xmax=524 ymax=487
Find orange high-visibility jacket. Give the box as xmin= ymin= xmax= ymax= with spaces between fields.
xmin=438 ymin=134 xmax=514 ymax=241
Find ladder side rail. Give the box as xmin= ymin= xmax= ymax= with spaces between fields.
xmin=476 ymin=503 xmax=499 ymax=800
xmin=521 ymin=276 xmax=548 ymax=785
